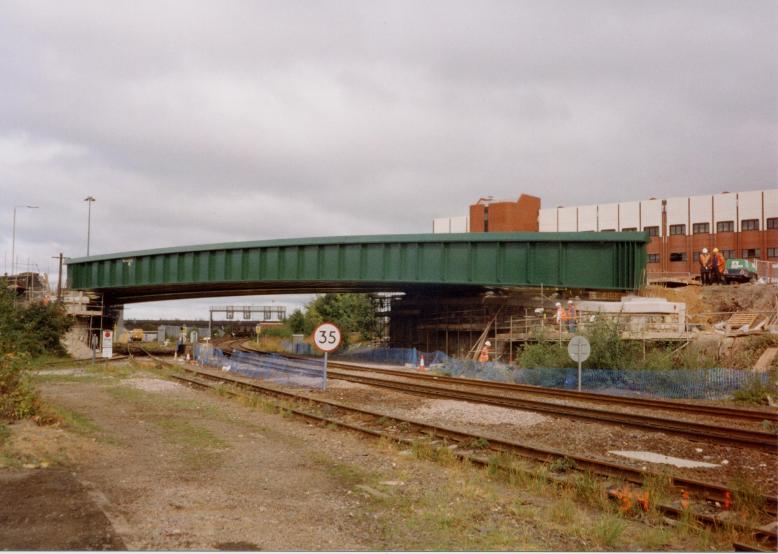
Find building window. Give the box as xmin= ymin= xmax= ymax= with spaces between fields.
xmin=621 ymin=227 xmax=637 ymax=232
xmin=767 ymin=218 xmax=778 ymax=230
xmin=768 ymin=248 xmax=778 ymax=259
xmin=742 ymin=249 xmax=760 ymax=258
xmin=721 ymin=249 xmax=735 ymax=259
xmin=669 ymin=224 xmax=686 ymax=236
xmin=693 ymin=252 xmax=700 ymax=262
xmin=692 ymin=222 xmax=710 ymax=234
xmin=669 ymin=252 xmax=687 ymax=262
xmin=648 ymin=254 xmax=660 ymax=263
xmin=644 ymin=226 xmax=659 ymax=237
xmin=716 ymin=221 xmax=734 ymax=233
xmin=600 ymin=228 xmax=615 ymax=232
xmin=741 ymin=219 xmax=759 ymax=231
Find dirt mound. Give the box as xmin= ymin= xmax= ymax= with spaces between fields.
xmin=701 ymin=283 xmax=778 ymax=321
xmin=643 ymin=283 xmax=778 ymax=325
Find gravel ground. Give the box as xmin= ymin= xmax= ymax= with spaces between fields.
xmin=407 ymin=399 xmax=549 ymax=427
xmin=120 ymin=377 xmax=185 ymax=393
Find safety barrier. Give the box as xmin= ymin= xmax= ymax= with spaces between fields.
xmin=193 ymin=343 xmax=325 ymax=389
xmin=281 ymin=341 xmax=314 ymax=356
xmin=333 ymin=346 xmax=448 ymax=367
xmin=440 ymin=359 xmax=771 ymax=400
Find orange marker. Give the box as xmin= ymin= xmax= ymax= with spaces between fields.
xmin=723 ymin=491 xmax=731 ymax=510
xmin=681 ymin=489 xmax=689 ymax=510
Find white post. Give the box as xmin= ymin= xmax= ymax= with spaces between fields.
xmin=578 ymin=357 xmax=582 ymax=392
xmin=323 ymin=351 xmax=328 ymax=391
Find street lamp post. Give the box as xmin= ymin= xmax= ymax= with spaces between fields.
xmin=11 ymin=205 xmax=38 ymax=275
xmin=84 ymin=196 xmax=96 ymax=256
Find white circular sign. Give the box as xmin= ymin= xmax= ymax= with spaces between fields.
xmin=567 ymin=335 xmax=591 ymax=363
xmin=313 ymin=322 xmax=342 ymax=352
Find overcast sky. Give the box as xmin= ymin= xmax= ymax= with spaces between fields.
xmin=1 ymin=1 xmax=776 ymax=318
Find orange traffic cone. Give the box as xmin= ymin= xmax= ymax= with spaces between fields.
xmin=418 ymin=355 xmax=426 ymax=372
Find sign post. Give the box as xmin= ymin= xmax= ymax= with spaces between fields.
xmin=567 ymin=335 xmax=590 ymax=392
xmin=312 ymin=322 xmax=342 ymax=391
xmin=101 ymin=330 xmax=113 ymax=359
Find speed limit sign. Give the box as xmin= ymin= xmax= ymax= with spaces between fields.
xmin=313 ymin=322 xmax=342 ymax=353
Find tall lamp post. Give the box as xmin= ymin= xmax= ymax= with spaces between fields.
xmin=11 ymin=205 xmax=38 ymax=275
xmin=84 ymin=196 xmax=96 ymax=256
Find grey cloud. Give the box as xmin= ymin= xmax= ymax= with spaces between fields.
xmin=1 ymin=0 xmax=775 ymax=315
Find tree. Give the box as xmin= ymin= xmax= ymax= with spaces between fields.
xmin=301 ymin=293 xmax=379 ymax=341
xmin=286 ymin=309 xmax=306 ymax=334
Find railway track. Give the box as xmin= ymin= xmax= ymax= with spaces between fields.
xmin=231 ymin=342 xmax=778 ymax=451
xmin=147 ymin=354 xmax=776 ymax=550
xmin=223 ymin=340 xmax=778 ymax=423
xmin=324 ymin=358 xmax=778 ymax=423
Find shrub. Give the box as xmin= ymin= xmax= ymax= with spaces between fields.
xmin=0 ymin=354 xmax=42 ymax=420
xmin=0 ymin=281 xmax=72 ymax=357
xmin=733 ymin=373 xmax=778 ymax=405
xmin=517 ymin=342 xmax=570 ymax=369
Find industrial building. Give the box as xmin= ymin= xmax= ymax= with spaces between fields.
xmin=433 ymin=189 xmax=778 ymax=278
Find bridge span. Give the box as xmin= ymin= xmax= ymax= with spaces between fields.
xmin=66 ymin=232 xmax=648 ymax=304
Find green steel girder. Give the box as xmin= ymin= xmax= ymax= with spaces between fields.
xmin=66 ymin=232 xmax=648 ymax=304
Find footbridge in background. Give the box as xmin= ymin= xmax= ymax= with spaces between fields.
xmin=66 ymin=232 xmax=649 ymax=305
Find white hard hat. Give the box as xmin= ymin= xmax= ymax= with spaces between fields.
xmin=555 ymin=302 xmax=561 ymax=307
xmin=485 ymin=341 xmax=491 ymax=346
xmin=702 ymin=248 xmax=708 ymax=254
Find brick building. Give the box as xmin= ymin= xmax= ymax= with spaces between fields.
xmin=432 ymin=189 xmax=778 ymax=276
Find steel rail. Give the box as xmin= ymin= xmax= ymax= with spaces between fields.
xmin=324 ymin=358 xmax=778 ymax=423
xmin=322 ymin=368 xmax=778 ymax=451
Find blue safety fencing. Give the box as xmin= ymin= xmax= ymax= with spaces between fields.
xmin=281 ymin=341 xmax=314 ymax=356
xmin=193 ymin=344 xmax=325 ymax=389
xmin=333 ymin=346 xmax=449 ymax=367
xmin=439 ymin=358 xmax=772 ymax=400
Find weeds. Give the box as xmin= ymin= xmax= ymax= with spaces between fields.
xmin=573 ymin=471 xmax=611 ymax=512
xmin=733 ymin=375 xmax=777 ymax=405
xmin=638 ymin=527 xmax=672 ymax=550
xmin=729 ymin=473 xmax=766 ymax=521
xmin=549 ymin=493 xmax=577 ymax=524
xmin=548 ymin=456 xmax=577 ymax=473
xmin=463 ymin=437 xmax=489 ymax=449
xmin=590 ymin=514 xmax=627 ymax=548
xmin=46 ymin=405 xmax=101 ymax=436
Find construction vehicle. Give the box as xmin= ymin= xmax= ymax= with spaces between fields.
xmin=723 ymin=259 xmax=758 ymax=284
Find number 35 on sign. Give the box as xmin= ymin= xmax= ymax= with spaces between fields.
xmin=313 ymin=322 xmax=342 ymax=353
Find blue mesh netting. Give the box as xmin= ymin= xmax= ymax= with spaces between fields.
xmin=333 ymin=346 xmax=449 ymax=366
xmin=194 ymin=344 xmax=325 ymax=389
xmin=440 ymin=358 xmax=772 ymax=400
xmin=281 ymin=341 xmax=314 ymax=356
